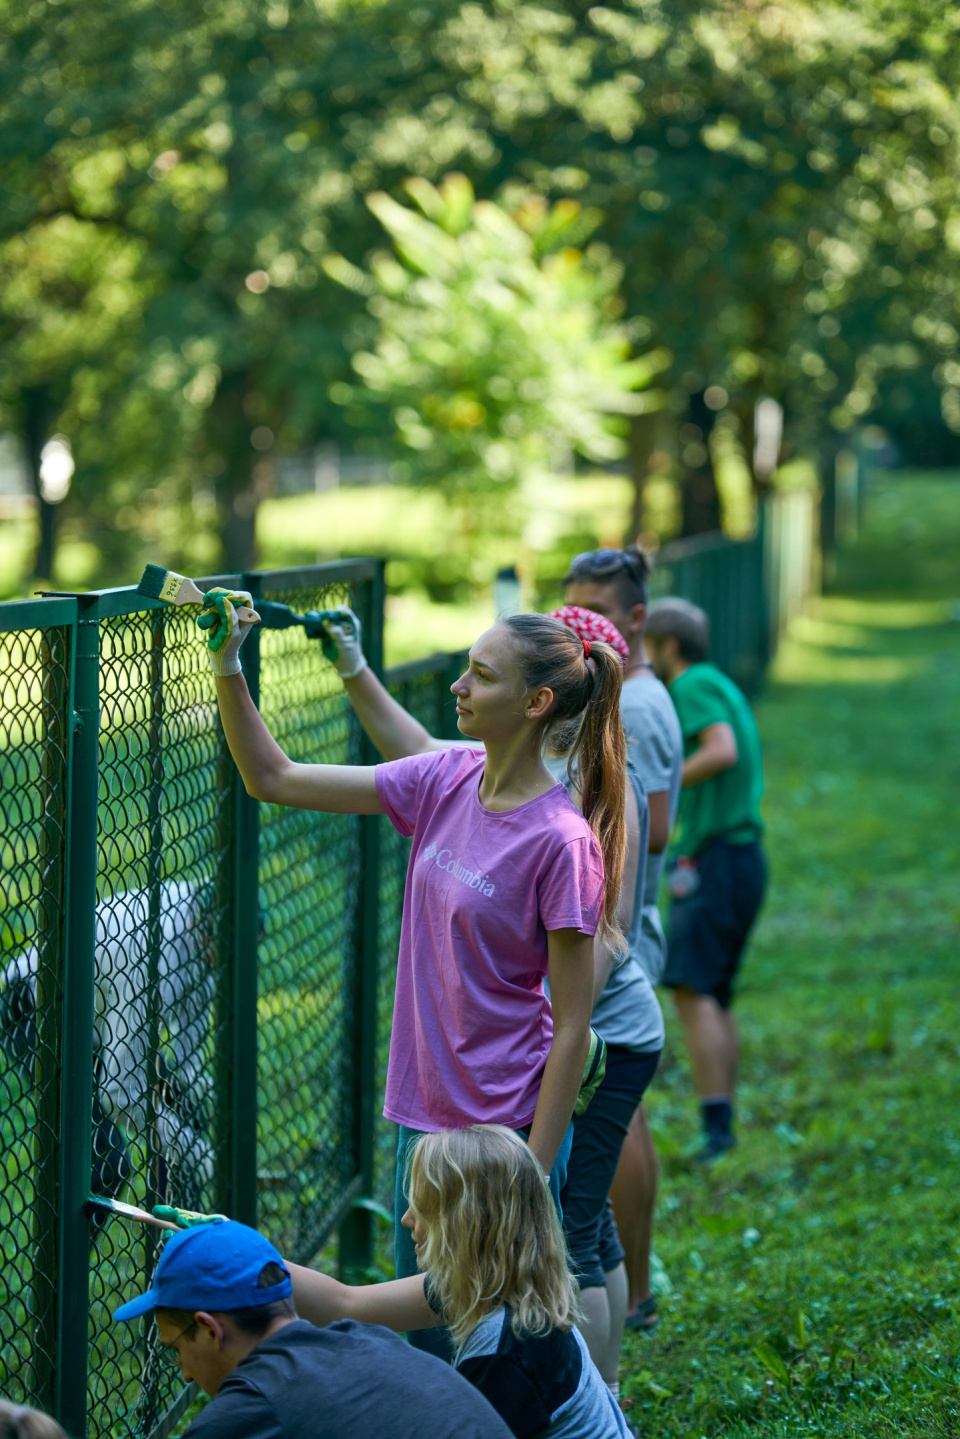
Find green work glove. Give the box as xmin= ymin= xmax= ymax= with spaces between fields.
xmin=153 ymin=1203 xmax=227 ymax=1229
xmin=574 ymin=1029 xmax=607 ymax=1117
xmin=198 ymin=588 xmax=258 ymax=675
xmin=318 ymin=605 xmax=367 ymax=680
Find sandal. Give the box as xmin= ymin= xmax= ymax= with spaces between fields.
xmin=624 ymin=1295 xmax=659 ymax=1332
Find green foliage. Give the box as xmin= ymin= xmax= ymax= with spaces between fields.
xmin=254 ymin=471 xmax=635 ymax=625
xmin=622 ymin=472 xmax=960 ymax=1437
xmin=4 ymin=0 xmax=960 ymax=579
xmin=441 ymin=0 xmax=960 ymax=447
xmin=324 ymin=175 xmax=668 ymax=501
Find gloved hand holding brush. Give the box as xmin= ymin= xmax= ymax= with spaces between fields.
xmin=198 ymin=588 xmax=260 ymax=676
xmin=153 ymin=1202 xmax=226 ymax=1229
xmin=319 ymin=605 xmax=367 ymax=680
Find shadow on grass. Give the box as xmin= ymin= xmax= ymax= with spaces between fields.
xmin=621 ymin=472 xmax=960 ymax=1438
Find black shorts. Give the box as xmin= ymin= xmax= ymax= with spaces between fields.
xmin=560 ymin=1046 xmax=661 ymax=1291
xmin=663 ymin=839 xmax=766 ymax=1009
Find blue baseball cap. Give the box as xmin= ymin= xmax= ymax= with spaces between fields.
xmin=113 ymin=1220 xmax=292 ymax=1322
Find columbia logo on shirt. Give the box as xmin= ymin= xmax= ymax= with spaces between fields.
xmin=421 ymin=842 xmax=496 ymax=897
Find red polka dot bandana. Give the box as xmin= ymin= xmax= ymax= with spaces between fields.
xmin=548 ymin=605 xmax=630 ymax=670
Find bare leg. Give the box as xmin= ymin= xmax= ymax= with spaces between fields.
xmin=610 ymin=1105 xmax=658 ymax=1314
xmin=672 ymin=986 xmax=739 ymax=1098
xmin=601 ymin=1262 xmax=629 ymax=1383
xmin=718 ymin=1006 xmax=740 ymax=1094
xmin=578 ymin=1285 xmax=611 ymax=1373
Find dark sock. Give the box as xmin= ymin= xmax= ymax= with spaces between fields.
xmin=701 ymin=1098 xmax=733 ymax=1140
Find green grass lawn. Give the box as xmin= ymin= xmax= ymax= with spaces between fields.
xmin=622 ymin=470 xmax=960 ymax=1436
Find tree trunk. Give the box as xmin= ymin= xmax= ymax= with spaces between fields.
xmin=24 ymin=386 xmax=56 ymax=581
xmin=679 ymin=389 xmax=722 ymax=537
xmin=206 ymin=370 xmax=260 ymax=573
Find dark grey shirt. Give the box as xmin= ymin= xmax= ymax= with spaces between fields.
xmin=185 ymin=1320 xmax=513 ymax=1439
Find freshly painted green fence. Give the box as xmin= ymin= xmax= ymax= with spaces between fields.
xmin=0 ymin=562 xmax=399 ymax=1439
xmin=651 ymin=490 xmax=818 ymax=694
xmin=0 ymin=498 xmax=814 ymax=1436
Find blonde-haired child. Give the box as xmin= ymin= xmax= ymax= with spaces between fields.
xmin=0 ymin=1402 xmax=68 ymax=1439
xmin=289 ymin=1126 xmax=630 ymax=1438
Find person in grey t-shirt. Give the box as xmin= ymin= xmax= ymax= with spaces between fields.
xmin=620 ymin=674 xmax=684 ymax=982
xmin=564 ymin=546 xmax=684 ymax=1336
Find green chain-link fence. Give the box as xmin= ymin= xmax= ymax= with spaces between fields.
xmin=0 ymin=504 xmax=814 ymax=1436
xmin=651 ymin=490 xmax=818 ymax=695
xmin=0 ymin=564 xmax=396 ymax=1439
xmin=0 ymin=600 xmax=73 ymax=1428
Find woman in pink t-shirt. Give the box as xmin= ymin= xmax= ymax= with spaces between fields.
xmin=202 ymin=605 xmax=625 ymax=1306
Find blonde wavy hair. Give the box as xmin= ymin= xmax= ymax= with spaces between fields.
xmin=406 ymin=1125 xmax=582 ymax=1349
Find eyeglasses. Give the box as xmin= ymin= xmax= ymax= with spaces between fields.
xmin=157 ymin=1318 xmax=197 ymax=1370
xmin=564 ymin=549 xmax=648 ymax=582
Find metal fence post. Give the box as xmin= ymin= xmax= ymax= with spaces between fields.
xmin=209 ymin=574 xmax=261 ymax=1229
xmin=143 ymin=609 xmax=164 ymax=1326
xmin=228 ymin=575 xmax=262 ymax=1229
xmin=340 ymin=561 xmax=386 ymax=1277
xmin=55 ymin=594 xmax=99 ymax=1437
xmin=757 ymin=499 xmax=775 ymax=676
xmin=30 ymin=619 xmax=72 ymax=1414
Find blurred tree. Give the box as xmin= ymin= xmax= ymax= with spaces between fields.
xmin=3 ymin=0 xmax=960 ymax=582
xmin=0 ymin=216 xmax=150 ymax=578
xmin=431 ymin=0 xmax=960 ymax=524
xmin=323 ymin=175 xmax=668 ymax=552
xmin=1 ymin=0 xmax=457 ymax=572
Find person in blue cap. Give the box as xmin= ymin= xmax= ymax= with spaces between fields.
xmin=113 ymin=1219 xmax=512 ymax=1439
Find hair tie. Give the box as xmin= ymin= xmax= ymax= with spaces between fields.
xmin=582 ymin=637 xmax=591 ymax=660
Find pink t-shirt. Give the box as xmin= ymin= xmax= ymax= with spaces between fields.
xmin=376 ymin=747 xmax=604 ymax=1131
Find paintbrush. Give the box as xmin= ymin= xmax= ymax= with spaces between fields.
xmin=135 ymin=564 xmax=257 ymax=621
xmin=86 ymin=1195 xmax=180 ymax=1231
xmin=136 ymin=564 xmax=208 ymax=606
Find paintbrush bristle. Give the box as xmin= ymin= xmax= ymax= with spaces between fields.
xmin=136 ymin=565 xmax=205 ymax=606
xmin=86 ymin=1194 xmax=179 ymax=1230
xmin=136 ymin=563 xmax=174 ymax=600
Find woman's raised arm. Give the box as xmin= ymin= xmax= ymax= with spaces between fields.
xmin=215 ymin=673 xmax=382 ymax=814
xmin=343 ymin=666 xmax=451 ymax=761
xmin=323 ymin=606 xmax=467 ymax=761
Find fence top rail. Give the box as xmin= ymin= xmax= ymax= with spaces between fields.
xmin=0 ymin=561 xmax=384 ymax=629
xmin=385 ymin=651 xmax=463 ymax=686
xmin=252 ymin=559 xmax=380 ymax=592
xmin=72 ymin=574 xmax=244 ymax=620
xmin=0 ymin=594 xmax=77 ymax=632
xmin=656 ymin=528 xmax=758 ymax=565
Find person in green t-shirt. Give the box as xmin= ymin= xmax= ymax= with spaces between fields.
xmin=644 ymin=598 xmax=767 ymax=1160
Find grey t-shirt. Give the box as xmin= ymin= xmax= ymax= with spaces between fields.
xmin=619 ymin=675 xmax=683 ymax=984
xmin=543 ymin=757 xmax=663 ymax=1053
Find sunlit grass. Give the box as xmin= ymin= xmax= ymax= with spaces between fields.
xmin=620 ymin=472 xmax=960 ymax=1437
xmin=384 ymin=591 xmax=493 ymax=666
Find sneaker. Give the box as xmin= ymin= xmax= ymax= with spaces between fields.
xmin=696 ymin=1130 xmax=736 ymax=1164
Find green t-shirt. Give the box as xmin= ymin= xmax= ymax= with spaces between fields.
xmin=668 ymin=663 xmax=764 ymax=858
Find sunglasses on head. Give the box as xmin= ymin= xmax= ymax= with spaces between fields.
xmin=565 ymin=549 xmax=647 ymax=581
